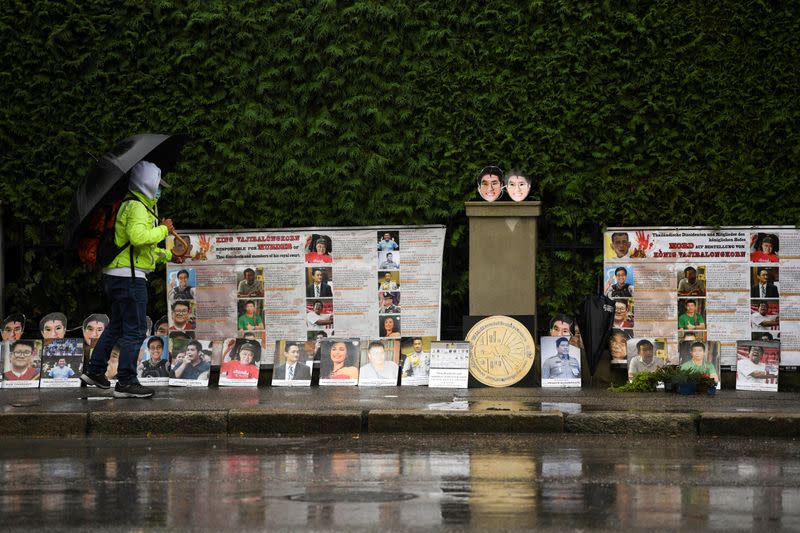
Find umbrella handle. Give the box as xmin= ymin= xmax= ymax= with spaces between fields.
xmin=171 ymin=231 xmax=190 ymax=258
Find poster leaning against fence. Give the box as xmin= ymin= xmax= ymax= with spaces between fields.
xmin=604 ymin=227 xmax=800 ymax=373
xmin=166 ymin=226 xmax=445 ymax=365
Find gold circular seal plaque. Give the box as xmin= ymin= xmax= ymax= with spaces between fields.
xmin=466 ymin=315 xmax=535 ymax=387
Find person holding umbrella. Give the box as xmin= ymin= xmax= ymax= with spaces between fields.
xmin=81 ymin=159 xmax=183 ymax=398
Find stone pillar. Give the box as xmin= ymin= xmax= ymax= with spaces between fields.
xmin=465 ymin=201 xmax=541 ymax=316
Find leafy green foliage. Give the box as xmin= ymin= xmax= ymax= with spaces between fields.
xmin=2 ymin=1 xmax=800 ymax=329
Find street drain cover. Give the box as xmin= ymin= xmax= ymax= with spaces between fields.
xmin=287 ymin=491 xmax=416 ymax=503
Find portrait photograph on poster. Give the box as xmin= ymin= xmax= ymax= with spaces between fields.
xmin=358 ymin=339 xmax=400 ymax=387
xmin=136 ymin=335 xmax=170 ymax=385
xmin=612 ymin=299 xmax=634 ymax=333
xmin=237 ymin=266 xmax=265 ymax=297
xmin=678 ymin=341 xmax=720 ymax=385
xmin=750 ymin=267 xmax=780 ymax=298
xmin=540 ymin=336 xmax=581 ymax=388
xmin=751 ymin=300 xmax=780 ymax=333
xmin=626 ymin=338 xmax=667 ymax=380
xmin=378 ymin=270 xmax=400 ymax=291
xmin=377 ymin=231 xmax=400 ymax=251
xmin=306 ymin=267 xmax=333 ymax=297
xmin=676 ymin=265 xmax=706 ymax=296
xmin=378 ymin=251 xmax=400 ymax=270
xmin=167 ymin=267 xmax=197 ymax=303
xmin=81 ymin=313 xmax=108 ymax=351
xmin=677 ymin=298 xmax=706 ymax=338
xmin=40 ymin=338 xmax=83 ymax=388
xmin=219 ymin=338 xmax=261 ymax=386
xmin=2 ymin=339 xmax=42 ymax=388
xmin=604 ymin=265 xmax=634 ymax=299
xmin=318 ymin=338 xmax=360 ymax=386
xmin=736 ymin=341 xmax=779 ymax=391
xmin=272 ymin=340 xmax=313 ymax=387
xmin=304 ymin=234 xmax=333 ymax=264
xmin=400 ymin=336 xmax=435 ymax=386
xmin=378 ymin=292 xmax=400 ymax=313
xmin=169 ymin=338 xmax=211 ymax=387
xmin=609 ymin=329 xmax=630 ymax=366
xmin=169 ymin=299 xmax=196 ymax=332
xmin=750 ymin=232 xmax=780 ymax=263
xmin=306 ymin=299 xmax=334 ymax=330
xmin=237 ymin=299 xmax=265 ymax=335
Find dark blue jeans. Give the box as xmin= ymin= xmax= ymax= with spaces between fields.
xmin=88 ymin=274 xmax=148 ymax=384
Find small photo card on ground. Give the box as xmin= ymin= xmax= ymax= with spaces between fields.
xmin=400 ymin=336 xmax=435 ymax=386
xmin=540 ymin=336 xmax=581 ymax=388
xmin=169 ymin=338 xmax=212 ymax=387
xmin=2 ymin=339 xmax=42 ymax=389
xmin=272 ymin=340 xmax=313 ymax=387
xmin=428 ymin=341 xmax=470 ymax=389
xmin=219 ymin=338 xmax=262 ymax=387
xmin=40 ymin=338 xmax=83 ymax=388
xmin=736 ymin=340 xmax=779 ymax=392
xmin=137 ymin=335 xmax=170 ymax=386
xmin=318 ymin=339 xmax=360 ymax=386
xmin=358 ymin=339 xmax=401 ymax=387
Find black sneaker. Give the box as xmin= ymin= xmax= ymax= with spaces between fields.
xmin=80 ymin=372 xmax=111 ymax=389
xmin=113 ymin=382 xmax=155 ymax=399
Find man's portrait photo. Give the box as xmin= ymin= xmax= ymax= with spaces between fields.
xmin=750 ymin=233 xmax=779 ymax=263
xmin=677 ymin=298 xmax=705 ymax=333
xmin=751 ymin=300 xmax=779 ymax=332
xmin=378 ymin=251 xmax=400 ymax=270
xmin=169 ymin=300 xmax=195 ymax=332
xmin=378 ymin=271 xmax=399 ymax=291
xmin=677 ymin=265 xmax=706 ymax=296
xmin=378 ymin=292 xmax=400 ymax=313
xmin=609 ymin=231 xmax=631 ymax=259
xmin=305 ymin=234 xmax=333 ymax=264
xmin=736 ymin=342 xmax=779 ymax=392
xmin=237 ymin=267 xmax=265 ymax=297
xmin=82 ymin=313 xmax=109 ymax=350
xmin=306 ymin=267 xmax=333 ymax=298
xmin=3 ymin=339 xmax=42 ymax=385
xmin=168 ymin=268 xmax=196 ymax=303
xmin=377 ymin=231 xmax=400 ymax=251
xmin=272 ymin=340 xmax=313 ymax=384
xmin=750 ymin=267 xmax=779 ymax=298
xmin=540 ymin=336 xmax=581 ymax=385
xmin=39 ymin=312 xmax=67 ymax=341
xmin=237 ymin=299 xmax=265 ymax=334
xmin=604 ymin=265 xmax=634 ymax=298
xmin=306 ymin=300 xmax=334 ymax=329
xmin=548 ymin=314 xmax=574 ymax=337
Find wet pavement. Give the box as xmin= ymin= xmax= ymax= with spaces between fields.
xmin=1 ymin=434 xmax=799 ymax=531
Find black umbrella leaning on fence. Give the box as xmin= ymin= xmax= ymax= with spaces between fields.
xmin=574 ymin=294 xmax=616 ymax=382
xmin=63 ymin=133 xmax=190 ymax=255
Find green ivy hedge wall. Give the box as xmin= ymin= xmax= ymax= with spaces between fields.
xmin=2 ymin=1 xmax=799 ymax=332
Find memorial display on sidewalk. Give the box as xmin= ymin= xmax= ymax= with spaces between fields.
xmin=39 ymin=338 xmax=82 ymax=388
xmin=318 ymin=338 xmax=360 ymax=386
xmin=166 ymin=226 xmax=445 ymax=366
xmin=428 ymin=341 xmax=470 ymax=388
xmin=137 ymin=336 xmax=170 ymax=385
xmin=604 ymin=227 xmax=800 ymax=370
xmin=358 ymin=339 xmax=401 ymax=387
xmin=2 ymin=340 xmax=42 ymax=388
xmin=540 ymin=336 xmax=581 ymax=387
xmin=271 ymin=340 xmax=313 ymax=387
xmin=735 ymin=340 xmax=779 ymax=392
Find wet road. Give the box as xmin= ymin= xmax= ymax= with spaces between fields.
xmin=1 ymin=434 xmax=798 ymax=531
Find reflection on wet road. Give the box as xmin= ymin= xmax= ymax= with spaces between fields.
xmin=0 ymin=435 xmax=798 ymax=530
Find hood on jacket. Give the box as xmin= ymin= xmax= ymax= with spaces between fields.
xmin=129 ymin=160 xmax=167 ymax=200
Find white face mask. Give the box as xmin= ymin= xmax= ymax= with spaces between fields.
xmin=155 ymin=188 xmax=162 ymax=200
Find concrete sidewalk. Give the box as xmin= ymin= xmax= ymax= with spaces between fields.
xmin=1 ymin=385 xmax=799 ymax=438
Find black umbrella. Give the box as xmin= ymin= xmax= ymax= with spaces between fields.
xmin=64 ymin=133 xmax=188 ymax=248
xmin=575 ymin=294 xmax=616 ymax=378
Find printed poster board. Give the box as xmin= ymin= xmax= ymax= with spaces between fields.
xmin=166 ymin=226 xmax=445 ymax=366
